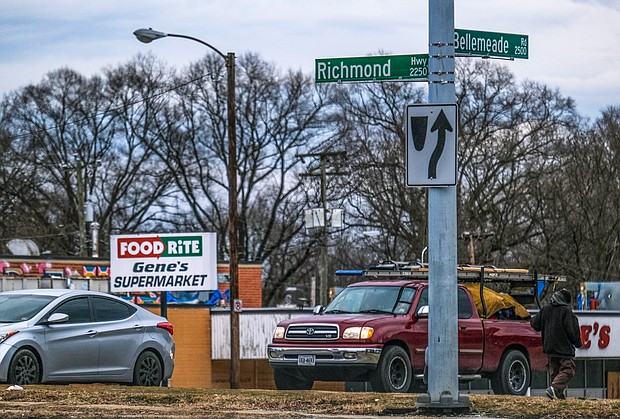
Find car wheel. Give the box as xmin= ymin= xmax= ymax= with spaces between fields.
xmin=9 ymin=348 xmax=41 ymax=385
xmin=369 ymin=345 xmax=412 ymax=393
xmin=133 ymin=351 xmax=163 ymax=386
xmin=490 ymin=350 xmax=530 ymax=396
xmin=273 ymin=369 xmax=314 ymax=390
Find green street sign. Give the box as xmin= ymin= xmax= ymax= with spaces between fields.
xmin=455 ymin=29 xmax=528 ymax=59
xmin=315 ymin=54 xmax=428 ymax=83
xmin=314 ymin=29 xmax=528 ymax=84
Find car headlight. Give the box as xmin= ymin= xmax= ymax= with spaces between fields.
xmin=273 ymin=326 xmax=285 ymax=339
xmin=343 ymin=326 xmax=374 ymax=339
xmin=0 ymin=331 xmax=18 ymax=344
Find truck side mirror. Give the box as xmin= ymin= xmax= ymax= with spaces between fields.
xmin=416 ymin=305 xmax=429 ymax=318
xmin=313 ymin=305 xmax=324 ymax=315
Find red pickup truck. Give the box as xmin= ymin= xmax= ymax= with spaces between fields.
xmin=268 ymin=265 xmax=547 ymax=395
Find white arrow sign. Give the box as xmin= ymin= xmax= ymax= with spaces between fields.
xmin=406 ymin=104 xmax=458 ymax=187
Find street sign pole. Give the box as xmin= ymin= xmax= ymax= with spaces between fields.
xmin=416 ymin=0 xmax=469 ymax=412
xmin=311 ymin=12 xmax=528 ymax=415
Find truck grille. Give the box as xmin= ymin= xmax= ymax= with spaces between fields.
xmin=285 ymin=324 xmax=339 ymax=340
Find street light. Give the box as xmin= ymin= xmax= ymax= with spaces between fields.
xmin=133 ymin=28 xmax=240 ymax=389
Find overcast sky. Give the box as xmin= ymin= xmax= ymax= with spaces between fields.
xmin=1 ymin=0 xmax=619 ymax=119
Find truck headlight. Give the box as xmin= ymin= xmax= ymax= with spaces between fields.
xmin=273 ymin=326 xmax=285 ymax=339
xmin=343 ymin=326 xmax=374 ymax=339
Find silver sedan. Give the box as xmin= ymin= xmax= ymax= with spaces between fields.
xmin=0 ymin=289 xmax=174 ymax=386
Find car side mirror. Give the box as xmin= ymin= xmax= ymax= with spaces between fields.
xmin=313 ymin=305 xmax=324 ymax=315
xmin=416 ymin=305 xmax=429 ymax=318
xmin=46 ymin=313 xmax=69 ymax=324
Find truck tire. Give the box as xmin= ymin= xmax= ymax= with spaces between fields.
xmin=490 ymin=349 xmax=530 ymax=396
xmin=274 ymin=369 xmax=314 ymax=390
xmin=369 ymin=345 xmax=412 ymax=393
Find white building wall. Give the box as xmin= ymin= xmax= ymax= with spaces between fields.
xmin=211 ymin=308 xmax=313 ymax=359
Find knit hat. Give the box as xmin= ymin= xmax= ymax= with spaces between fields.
xmin=559 ymin=289 xmax=572 ymax=304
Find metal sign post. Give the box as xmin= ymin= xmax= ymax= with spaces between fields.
xmin=311 ymin=7 xmax=528 ymax=413
xmin=415 ymin=0 xmax=470 ymax=412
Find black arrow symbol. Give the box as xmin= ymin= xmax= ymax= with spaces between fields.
xmin=428 ymin=109 xmax=453 ymax=179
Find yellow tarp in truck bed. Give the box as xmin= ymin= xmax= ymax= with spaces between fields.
xmin=463 ymin=283 xmax=530 ymax=319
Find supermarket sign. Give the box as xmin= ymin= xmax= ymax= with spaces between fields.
xmin=576 ymin=313 xmax=615 ymax=359
xmin=110 ymin=232 xmax=217 ymax=292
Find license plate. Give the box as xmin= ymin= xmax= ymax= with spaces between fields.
xmin=297 ymin=355 xmax=316 ymax=366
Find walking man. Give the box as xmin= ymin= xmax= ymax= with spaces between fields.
xmin=530 ymin=288 xmax=582 ymax=399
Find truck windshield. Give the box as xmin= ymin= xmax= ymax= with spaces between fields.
xmin=324 ymin=286 xmax=415 ymax=315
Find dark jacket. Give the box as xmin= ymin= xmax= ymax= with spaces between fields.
xmin=530 ymin=291 xmax=582 ymax=358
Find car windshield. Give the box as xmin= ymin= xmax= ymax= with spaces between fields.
xmin=0 ymin=294 xmax=57 ymax=323
xmin=324 ymin=286 xmax=415 ymax=315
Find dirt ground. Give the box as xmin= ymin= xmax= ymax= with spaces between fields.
xmin=1 ymin=385 xmax=619 ymax=418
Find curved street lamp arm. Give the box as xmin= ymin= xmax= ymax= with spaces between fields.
xmin=133 ymin=28 xmax=228 ymax=61
xmin=166 ymin=33 xmax=228 ymax=61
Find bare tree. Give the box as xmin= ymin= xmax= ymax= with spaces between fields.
xmin=4 ymin=52 xmax=619 ymax=308
xmin=455 ymin=59 xmax=580 ymax=267
xmin=533 ymin=106 xmax=620 ymax=283
xmin=145 ymin=53 xmax=332 ymax=305
xmin=327 ymin=59 xmax=583 ymax=276
xmin=0 ymin=116 xmax=52 ymax=252
xmin=102 ymin=54 xmax=185 ymax=239
xmin=329 ymin=78 xmax=429 ymax=267
xmin=1 ymin=57 xmax=180 ymax=255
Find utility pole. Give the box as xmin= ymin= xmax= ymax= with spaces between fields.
xmin=319 ymin=156 xmax=329 ymax=307
xmin=75 ymin=158 xmax=97 ymax=257
xmin=76 ymin=159 xmax=87 ymax=257
xmin=91 ymin=222 xmax=100 ymax=257
xmin=460 ymin=231 xmax=494 ymax=264
xmin=132 ymin=29 xmax=240 ymax=389
xmin=299 ymin=151 xmax=348 ymax=307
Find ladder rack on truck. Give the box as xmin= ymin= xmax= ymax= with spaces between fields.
xmin=364 ymin=262 xmax=532 ymax=282
xmin=355 ymin=261 xmax=566 ymax=315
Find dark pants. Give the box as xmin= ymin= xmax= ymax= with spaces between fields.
xmin=547 ymin=356 xmax=576 ymax=394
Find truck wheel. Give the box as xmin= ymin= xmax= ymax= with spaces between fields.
xmin=274 ymin=369 xmax=314 ymax=390
xmin=490 ymin=350 xmax=530 ymax=396
xmin=369 ymin=345 xmax=412 ymax=393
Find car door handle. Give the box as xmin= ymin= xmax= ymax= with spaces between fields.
xmin=86 ymin=330 xmax=98 ymax=337
xmin=133 ymin=325 xmax=144 ymax=331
